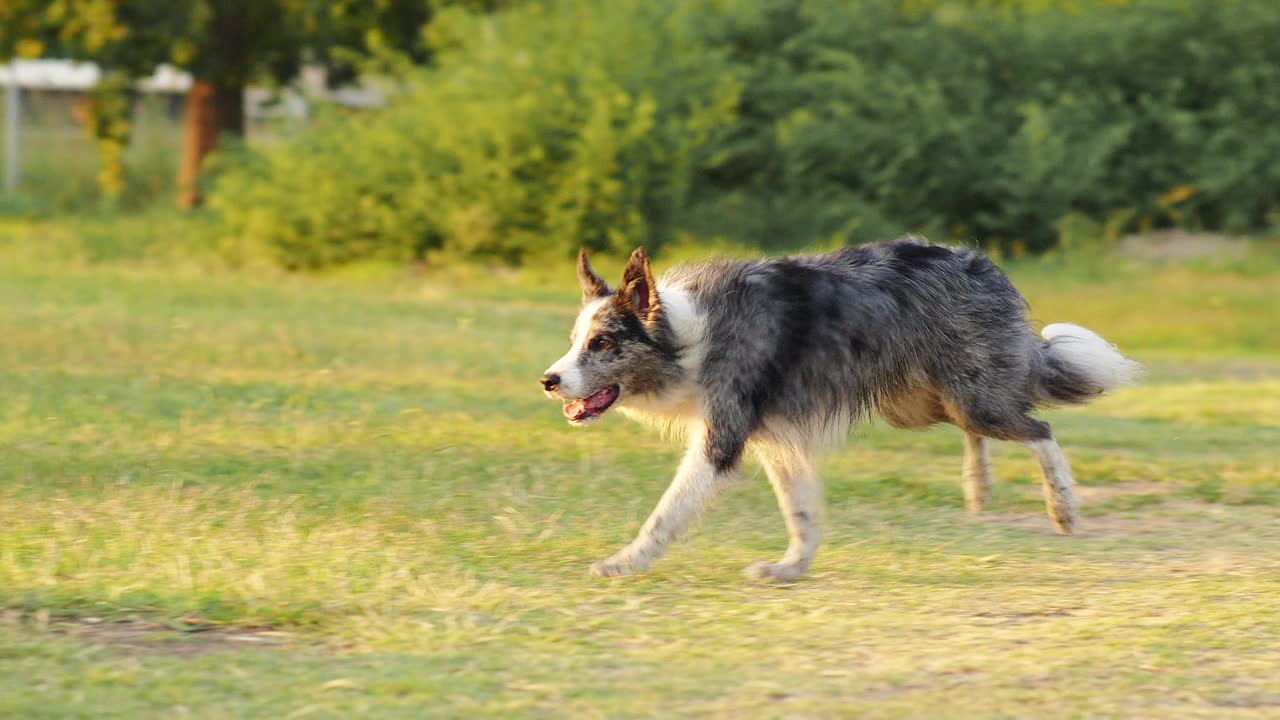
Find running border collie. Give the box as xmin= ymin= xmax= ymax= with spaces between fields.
xmin=541 ymin=238 xmax=1140 ymax=580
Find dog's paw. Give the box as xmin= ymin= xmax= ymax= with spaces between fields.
xmin=590 ymin=560 xmax=636 ymax=578
xmin=744 ymin=560 xmax=807 ymax=582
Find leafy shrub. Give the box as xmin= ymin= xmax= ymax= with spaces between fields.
xmin=212 ymin=0 xmax=1280 ymax=267
xmin=696 ymin=0 xmax=1280 ymax=253
xmin=212 ymin=0 xmax=738 ymax=268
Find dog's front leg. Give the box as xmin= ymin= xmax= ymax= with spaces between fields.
xmin=591 ymin=426 xmax=735 ymax=577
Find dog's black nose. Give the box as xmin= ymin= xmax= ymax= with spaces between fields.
xmin=541 ymin=373 xmax=561 ymax=392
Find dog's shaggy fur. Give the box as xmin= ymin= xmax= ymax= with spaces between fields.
xmin=542 ymin=238 xmax=1140 ymax=580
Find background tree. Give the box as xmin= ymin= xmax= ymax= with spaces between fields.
xmin=0 ymin=0 xmax=435 ymax=208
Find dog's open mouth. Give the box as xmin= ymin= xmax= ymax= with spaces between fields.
xmin=563 ymin=385 xmax=620 ymax=424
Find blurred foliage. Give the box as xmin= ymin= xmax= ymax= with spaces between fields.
xmin=8 ymin=0 xmax=1276 ymax=263
xmin=82 ymin=73 xmax=135 ymax=202
xmin=0 ymin=1 xmax=439 ymax=87
xmin=211 ymin=0 xmax=1280 ymax=268
xmin=212 ymin=0 xmax=740 ymax=267
xmin=694 ymin=0 xmax=1280 ymax=254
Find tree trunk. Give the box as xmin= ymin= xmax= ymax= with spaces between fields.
xmin=177 ymin=80 xmax=244 ymax=210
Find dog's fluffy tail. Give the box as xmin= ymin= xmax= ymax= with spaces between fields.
xmin=1034 ymin=323 xmax=1142 ymax=405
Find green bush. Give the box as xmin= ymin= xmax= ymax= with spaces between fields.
xmin=698 ymin=0 xmax=1280 ymax=253
xmin=212 ymin=0 xmax=738 ymax=268
xmin=212 ymin=0 xmax=1280 ymax=267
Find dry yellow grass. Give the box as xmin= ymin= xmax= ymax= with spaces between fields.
xmin=1 ymin=240 xmax=1277 ymax=717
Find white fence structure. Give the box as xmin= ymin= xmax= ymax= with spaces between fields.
xmin=0 ymin=60 xmax=191 ymax=193
xmin=0 ymin=59 xmax=383 ymax=195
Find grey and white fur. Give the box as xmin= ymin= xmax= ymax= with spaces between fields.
xmin=541 ymin=238 xmax=1140 ymax=581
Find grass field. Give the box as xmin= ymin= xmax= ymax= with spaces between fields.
xmin=1 ymin=234 xmax=1278 ymax=718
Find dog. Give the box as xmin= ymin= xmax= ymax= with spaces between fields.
xmin=541 ymin=238 xmax=1140 ymax=580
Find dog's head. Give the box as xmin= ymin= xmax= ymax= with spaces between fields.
xmin=541 ymin=248 xmax=677 ymax=425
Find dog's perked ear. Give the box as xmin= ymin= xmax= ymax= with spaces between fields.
xmin=616 ymin=247 xmax=662 ymax=327
xmin=577 ymin=249 xmax=611 ymax=303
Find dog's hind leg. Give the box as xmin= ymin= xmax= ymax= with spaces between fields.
xmin=976 ymin=421 xmax=1075 ymax=534
xmin=948 ymin=394 xmax=1077 ymax=534
xmin=1022 ymin=435 xmax=1077 ymax=535
xmin=961 ymin=432 xmax=993 ymax=514
xmin=747 ymin=443 xmax=822 ymax=582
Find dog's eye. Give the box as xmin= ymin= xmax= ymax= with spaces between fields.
xmin=588 ymin=336 xmax=614 ymax=353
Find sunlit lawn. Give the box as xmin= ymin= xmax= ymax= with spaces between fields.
xmin=0 ymin=239 xmax=1277 ymax=717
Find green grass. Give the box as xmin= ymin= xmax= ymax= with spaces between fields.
xmin=1 ymin=235 xmax=1279 ymax=717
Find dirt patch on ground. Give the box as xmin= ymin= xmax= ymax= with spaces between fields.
xmin=981 ymin=481 xmax=1189 ymax=537
xmin=1142 ymin=357 xmax=1280 ymax=384
xmin=1074 ymin=480 xmax=1181 ymax=502
xmin=979 ymin=497 xmax=1222 ymax=538
xmin=1118 ymin=230 xmax=1249 ymax=261
xmin=8 ymin=612 xmax=291 ymax=657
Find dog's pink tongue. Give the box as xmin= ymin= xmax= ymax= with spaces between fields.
xmin=563 ymin=399 xmax=587 ymax=419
